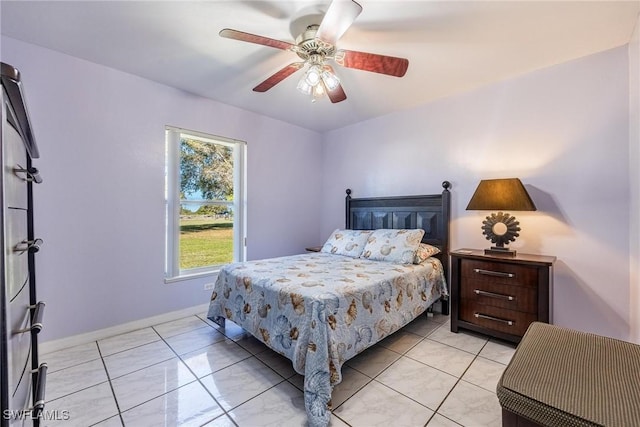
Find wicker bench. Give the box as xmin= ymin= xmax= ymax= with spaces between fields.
xmin=497 ymin=322 xmax=640 ymax=427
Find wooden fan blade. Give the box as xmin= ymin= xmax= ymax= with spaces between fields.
xmin=253 ymin=62 xmax=305 ymax=92
xmin=219 ymin=28 xmax=294 ymax=51
xmin=336 ymin=49 xmax=409 ymax=77
xmin=323 ymin=65 xmax=347 ymax=103
xmin=315 ymin=0 xmax=363 ymax=45
xmin=326 ymin=82 xmax=347 ymax=104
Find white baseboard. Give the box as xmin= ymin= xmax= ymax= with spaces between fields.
xmin=39 ymin=303 xmax=210 ymax=355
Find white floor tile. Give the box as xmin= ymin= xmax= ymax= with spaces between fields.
xmin=201 ymin=414 xmax=237 ymax=427
xmin=406 ymin=339 xmax=476 ymax=377
xmin=104 ymin=340 xmax=175 ymax=379
xmin=181 ymin=339 xmax=252 ymax=378
xmin=213 ymin=319 xmax=246 ymax=341
xmin=254 ymin=348 xmax=297 ymax=379
xmin=427 ymin=326 xmax=488 ymax=355
xmin=93 ymin=415 xmax=124 ymax=427
xmin=43 ymin=308 xmax=509 ymax=427
xmin=333 ymin=380 xmax=433 ymax=427
xmin=377 ymin=356 xmax=458 ymax=411
xmin=329 ymin=415 xmax=351 ymax=427
xmin=46 ymin=358 xmax=108 ymax=401
xmin=197 ymin=313 xmax=222 ymax=328
xmin=111 ymin=358 xmax=196 ymax=411
xmin=402 ymin=316 xmax=443 ymax=337
xmin=438 ymin=381 xmax=502 ymax=427
xmin=234 ymin=333 xmax=269 ymax=354
xmin=98 ymin=328 xmax=160 ymax=357
xmin=41 ymin=341 xmax=101 ymax=373
xmin=153 ymin=315 xmax=211 ymax=339
xmin=288 ymin=373 xmax=305 ymax=391
xmin=164 ymin=326 xmax=226 ymax=355
xmin=377 ymin=330 xmax=423 ymax=354
xmin=427 ymin=413 xmax=463 ymax=427
xmin=461 ymin=357 xmax=507 ymax=393
xmin=200 ymin=357 xmax=284 ymax=411
xmin=120 ymin=381 xmax=223 ymax=427
xmin=345 ymin=344 xmax=401 ymax=378
xmin=45 ymin=382 xmax=118 ymax=426
xmin=430 ymin=312 xmax=449 ymax=324
xmin=228 ymin=381 xmax=306 ymax=426
xmin=479 ymin=339 xmax=517 ymax=365
xmin=331 ymin=366 xmax=371 ymax=409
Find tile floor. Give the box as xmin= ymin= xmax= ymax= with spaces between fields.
xmin=41 ymin=312 xmax=516 ymax=427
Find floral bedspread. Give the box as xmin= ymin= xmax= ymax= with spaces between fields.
xmin=207 ymin=252 xmax=447 ymax=427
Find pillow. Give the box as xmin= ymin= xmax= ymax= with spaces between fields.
xmin=361 ymin=229 xmax=425 ymax=264
xmin=413 ymin=243 xmax=441 ymax=264
xmin=321 ymin=229 xmax=373 ymax=258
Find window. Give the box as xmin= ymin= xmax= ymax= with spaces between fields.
xmin=165 ymin=127 xmax=246 ymax=280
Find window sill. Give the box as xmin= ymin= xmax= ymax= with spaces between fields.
xmin=165 ymin=269 xmax=220 ymax=284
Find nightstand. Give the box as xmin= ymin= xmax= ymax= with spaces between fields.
xmin=450 ymin=249 xmax=556 ymax=343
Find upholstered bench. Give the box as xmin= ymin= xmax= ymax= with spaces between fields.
xmin=497 ymin=322 xmax=640 ymax=427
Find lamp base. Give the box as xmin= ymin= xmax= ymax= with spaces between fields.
xmin=484 ymin=246 xmax=516 ymax=257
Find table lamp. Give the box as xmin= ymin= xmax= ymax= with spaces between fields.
xmin=466 ymin=178 xmax=536 ymax=257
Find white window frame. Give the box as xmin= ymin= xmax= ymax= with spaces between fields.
xmin=165 ymin=126 xmax=246 ymax=281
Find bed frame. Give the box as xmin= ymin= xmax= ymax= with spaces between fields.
xmin=345 ymin=181 xmax=451 ymax=314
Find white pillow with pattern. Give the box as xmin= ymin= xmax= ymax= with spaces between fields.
xmin=321 ymin=229 xmax=373 ymax=258
xmin=361 ymin=229 xmax=425 ymax=264
xmin=413 ymin=243 xmax=441 ymax=264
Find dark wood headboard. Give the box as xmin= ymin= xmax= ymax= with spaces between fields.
xmin=345 ymin=181 xmax=452 ymax=289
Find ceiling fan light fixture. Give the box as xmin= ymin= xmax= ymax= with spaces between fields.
xmin=296 ymin=78 xmax=313 ymax=95
xmin=321 ymin=70 xmax=340 ymax=91
xmin=304 ymin=64 xmax=323 ymax=86
xmin=311 ymin=81 xmax=325 ymax=103
xmin=220 ymin=0 xmax=409 ymax=105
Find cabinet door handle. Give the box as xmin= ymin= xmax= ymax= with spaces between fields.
xmin=474 ymin=312 xmax=514 ymax=326
xmin=14 ymin=164 xmax=43 ymax=183
xmin=473 ymin=268 xmax=514 ymax=278
xmin=14 ymin=238 xmax=43 ymax=254
xmin=31 ymin=363 xmax=48 ymax=416
xmin=15 ymin=301 xmax=45 ymax=334
xmin=474 ymin=289 xmax=515 ymax=301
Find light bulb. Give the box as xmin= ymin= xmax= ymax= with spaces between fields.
xmin=311 ymin=82 xmax=325 ymax=103
xmin=313 ymin=83 xmax=325 ymax=97
xmin=305 ymin=65 xmax=322 ymax=86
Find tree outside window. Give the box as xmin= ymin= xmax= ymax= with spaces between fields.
xmin=165 ymin=128 xmax=245 ymax=280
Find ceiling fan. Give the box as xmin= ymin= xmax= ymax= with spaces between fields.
xmin=219 ymin=0 xmax=409 ymax=103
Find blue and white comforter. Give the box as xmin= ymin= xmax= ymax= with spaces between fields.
xmin=207 ymin=252 xmax=447 ymax=427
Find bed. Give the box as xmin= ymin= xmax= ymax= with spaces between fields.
xmin=207 ymin=182 xmax=451 ymax=427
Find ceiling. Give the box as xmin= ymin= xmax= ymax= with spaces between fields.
xmin=1 ymin=1 xmax=639 ymax=132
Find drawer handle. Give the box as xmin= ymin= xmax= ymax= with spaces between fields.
xmin=473 ymin=268 xmax=514 ymax=278
xmin=14 ymin=238 xmax=43 ymax=254
xmin=15 ymin=301 xmax=45 ymax=334
xmin=474 ymin=289 xmax=515 ymax=301
xmin=474 ymin=312 xmax=514 ymax=326
xmin=30 ymin=363 xmax=48 ymax=416
xmin=14 ymin=164 xmax=43 ymax=184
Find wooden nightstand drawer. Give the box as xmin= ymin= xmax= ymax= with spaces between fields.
xmin=460 ymin=281 xmax=537 ymax=313
xmin=461 ymin=259 xmax=538 ymax=288
xmin=460 ymin=301 xmax=536 ymax=336
xmin=450 ymin=249 xmax=555 ymax=343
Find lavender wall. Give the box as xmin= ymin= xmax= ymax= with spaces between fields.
xmin=1 ymin=37 xmax=323 ymax=342
xmin=321 ymin=47 xmax=633 ymax=341
xmin=1 ymin=36 xmax=636 ymax=344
